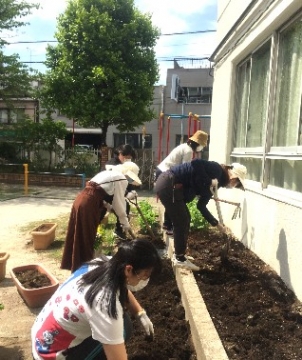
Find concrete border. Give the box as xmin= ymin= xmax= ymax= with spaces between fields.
xmin=165 ymin=235 xmax=229 ymax=360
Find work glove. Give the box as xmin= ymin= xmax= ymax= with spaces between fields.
xmin=136 ymin=309 xmax=154 ymax=337
xmin=126 ymin=190 xmax=138 ymax=200
xmin=217 ymin=223 xmax=227 ymax=234
xmin=103 ymin=201 xmax=113 ymax=212
xmin=122 ymin=222 xmax=131 ymax=232
xmin=211 ymin=178 xmax=218 ymax=189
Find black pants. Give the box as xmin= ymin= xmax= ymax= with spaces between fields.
xmin=155 ymin=168 xmax=173 ymax=230
xmin=63 ymin=312 xmax=133 ymax=360
xmin=154 ymin=171 xmax=190 ymax=255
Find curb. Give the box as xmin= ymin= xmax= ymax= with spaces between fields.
xmin=164 ymin=234 xmax=229 ymax=360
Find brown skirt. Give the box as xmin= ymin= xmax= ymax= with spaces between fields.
xmin=61 ymin=183 xmax=107 ymax=272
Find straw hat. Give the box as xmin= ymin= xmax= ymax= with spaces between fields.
xmin=231 ymin=163 xmax=247 ymax=190
xmin=189 ymin=130 xmax=208 ymax=147
xmin=112 ymin=162 xmax=142 ymax=186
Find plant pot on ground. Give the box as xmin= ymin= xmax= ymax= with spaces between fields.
xmin=31 ymin=223 xmax=58 ymax=250
xmin=10 ymin=263 xmax=59 ymax=308
xmin=0 ymin=252 xmax=10 ymax=281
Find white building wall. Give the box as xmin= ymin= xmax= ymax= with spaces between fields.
xmin=210 ymin=0 xmax=302 ymax=300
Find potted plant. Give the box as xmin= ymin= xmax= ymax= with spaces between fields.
xmin=10 ymin=263 xmax=59 ymax=308
xmin=31 ymin=223 xmax=58 ymax=250
xmin=0 ymin=252 xmax=10 ymax=281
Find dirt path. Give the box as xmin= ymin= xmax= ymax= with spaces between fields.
xmin=0 ymin=188 xmax=159 ymax=360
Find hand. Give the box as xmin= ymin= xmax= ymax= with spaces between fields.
xmin=103 ymin=201 xmax=112 ymax=212
xmin=136 ymin=310 xmax=154 ymax=337
xmin=217 ymin=223 xmax=227 ymax=234
xmin=122 ymin=222 xmax=131 ymax=232
xmin=126 ymin=190 xmax=138 ymax=200
xmin=211 ymin=178 xmax=218 ymax=188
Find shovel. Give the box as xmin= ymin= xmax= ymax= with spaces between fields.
xmin=210 ymin=187 xmax=230 ymax=262
xmin=127 ymin=197 xmax=157 ymax=241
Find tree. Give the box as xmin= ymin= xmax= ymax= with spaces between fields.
xmin=0 ymin=1 xmax=39 ymax=101
xmin=40 ymin=0 xmax=159 ymax=145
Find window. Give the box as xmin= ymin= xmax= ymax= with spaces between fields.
xmin=233 ymin=14 xmax=302 ymax=193
xmin=0 ymin=108 xmax=25 ymax=124
xmin=113 ymin=133 xmax=152 ymax=149
xmin=178 ymin=86 xmax=212 ymax=104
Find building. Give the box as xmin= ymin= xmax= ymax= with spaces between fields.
xmin=209 ymin=0 xmax=302 ymax=300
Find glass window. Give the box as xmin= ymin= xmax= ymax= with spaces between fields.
xmin=232 ymin=15 xmax=302 ymax=195
xmin=0 ymin=109 xmax=8 ymax=123
xmin=113 ymin=133 xmax=152 ymax=149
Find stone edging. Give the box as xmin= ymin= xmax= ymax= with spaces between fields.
xmin=164 ymin=235 xmax=229 ymax=360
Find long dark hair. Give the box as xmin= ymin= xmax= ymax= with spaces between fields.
xmin=77 ymin=239 xmax=162 ymax=318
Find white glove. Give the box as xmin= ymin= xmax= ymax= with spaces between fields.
xmin=122 ymin=222 xmax=131 ymax=232
xmin=103 ymin=201 xmax=112 ymax=212
xmin=217 ymin=223 xmax=227 ymax=234
xmin=211 ymin=178 xmax=218 ymax=188
xmin=126 ymin=190 xmax=138 ymax=200
xmin=136 ymin=310 xmax=154 ymax=337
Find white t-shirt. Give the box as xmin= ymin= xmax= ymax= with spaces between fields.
xmin=157 ymin=143 xmax=193 ymax=172
xmin=32 ymin=263 xmax=124 ymax=360
xmin=90 ymin=170 xmax=129 ymax=227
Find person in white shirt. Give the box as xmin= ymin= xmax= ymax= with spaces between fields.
xmin=61 ymin=162 xmax=141 ymax=273
xmin=155 ymin=130 xmax=208 ymax=235
xmin=32 ymin=239 xmax=162 ymax=360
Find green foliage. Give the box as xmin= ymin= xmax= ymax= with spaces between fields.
xmin=40 ymin=0 xmax=160 ymax=144
xmin=0 ymin=1 xmax=39 ymax=100
xmin=134 ymin=200 xmax=158 ymax=235
xmin=95 ymin=215 xmax=116 ymax=255
xmin=187 ymin=198 xmax=209 ymax=231
xmin=0 ymin=303 xmax=4 ymax=311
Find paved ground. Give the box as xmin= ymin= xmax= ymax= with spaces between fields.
xmin=0 ymin=185 xmax=159 ymax=359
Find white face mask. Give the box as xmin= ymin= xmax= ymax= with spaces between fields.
xmin=196 ymin=145 xmax=203 ymax=152
xmin=127 ymin=278 xmax=149 ymax=292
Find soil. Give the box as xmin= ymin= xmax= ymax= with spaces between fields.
xmin=33 ymin=224 xmax=52 ymax=232
xmin=14 ymin=269 xmax=51 ymax=289
xmin=187 ymin=228 xmax=302 ymax=360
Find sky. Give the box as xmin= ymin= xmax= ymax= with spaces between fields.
xmin=3 ymin=0 xmax=218 ymax=85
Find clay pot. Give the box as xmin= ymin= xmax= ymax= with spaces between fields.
xmin=10 ymin=263 xmax=59 ymax=308
xmin=0 ymin=252 xmax=10 ymax=281
xmin=31 ymin=223 xmax=58 ymax=250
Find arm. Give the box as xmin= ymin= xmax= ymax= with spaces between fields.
xmin=112 ymin=180 xmax=130 ymax=228
xmin=196 ymin=193 xmax=219 ymax=226
xmin=103 ymin=343 xmax=128 ymax=360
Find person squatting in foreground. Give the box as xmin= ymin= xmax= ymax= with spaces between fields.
xmin=61 ymin=161 xmax=141 ymax=273
xmin=154 ymin=159 xmax=247 ymax=271
xmin=32 ymin=239 xmax=162 ymax=360
xmin=155 ymin=130 xmax=208 ymax=236
xmin=104 ymin=144 xmax=138 ymax=240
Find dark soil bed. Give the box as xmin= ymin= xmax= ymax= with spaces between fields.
xmin=127 ymin=258 xmax=196 ymax=360
xmin=15 ymin=269 xmax=51 ymax=288
xmin=187 ymin=228 xmax=302 ymax=360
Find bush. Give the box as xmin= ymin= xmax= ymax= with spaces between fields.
xmin=187 ymin=198 xmax=209 ymax=231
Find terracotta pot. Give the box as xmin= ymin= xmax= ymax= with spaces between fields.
xmin=10 ymin=263 xmax=59 ymax=308
xmin=0 ymin=252 xmax=10 ymax=281
xmin=31 ymin=223 xmax=58 ymax=250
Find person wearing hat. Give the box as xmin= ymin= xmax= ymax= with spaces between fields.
xmin=155 ymin=130 xmax=208 ymax=235
xmin=154 ymin=159 xmax=247 ymax=271
xmin=61 ymin=162 xmax=142 ymax=273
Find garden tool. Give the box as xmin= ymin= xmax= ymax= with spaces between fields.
xmin=210 ymin=187 xmax=230 ymax=262
xmin=214 ymin=198 xmax=241 ymax=220
xmin=127 ymin=196 xmax=157 ymax=241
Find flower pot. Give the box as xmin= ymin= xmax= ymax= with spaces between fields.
xmin=0 ymin=252 xmax=10 ymax=281
xmin=31 ymin=223 xmax=58 ymax=250
xmin=10 ymin=264 xmax=59 ymax=308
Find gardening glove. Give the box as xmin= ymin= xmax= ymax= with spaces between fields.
xmin=210 ymin=178 xmax=218 ymax=190
xmin=122 ymin=222 xmax=131 ymax=232
xmin=217 ymin=223 xmax=227 ymax=234
xmin=126 ymin=190 xmax=138 ymax=200
xmin=136 ymin=309 xmax=154 ymax=337
xmin=103 ymin=201 xmax=113 ymax=212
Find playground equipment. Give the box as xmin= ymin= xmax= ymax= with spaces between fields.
xmin=157 ymin=112 xmax=211 ymax=163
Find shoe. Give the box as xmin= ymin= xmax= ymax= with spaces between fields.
xmin=172 ymin=255 xmax=200 ymax=271
xmin=114 ymin=228 xmax=127 ymax=240
xmin=165 ymin=229 xmax=174 ymax=236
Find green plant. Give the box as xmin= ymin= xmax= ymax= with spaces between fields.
xmin=0 ymin=303 xmax=4 ymax=311
xmin=94 ymin=214 xmax=116 ymax=255
xmin=187 ymin=198 xmax=209 ymax=231
xmin=134 ymin=200 xmax=159 ymax=235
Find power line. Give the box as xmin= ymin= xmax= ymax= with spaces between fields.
xmin=6 ymin=29 xmax=216 ymax=45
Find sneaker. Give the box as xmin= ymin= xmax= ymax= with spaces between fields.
xmin=114 ymin=228 xmax=127 ymax=240
xmin=165 ymin=229 xmax=174 ymax=236
xmin=172 ymin=255 xmax=200 ymax=271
